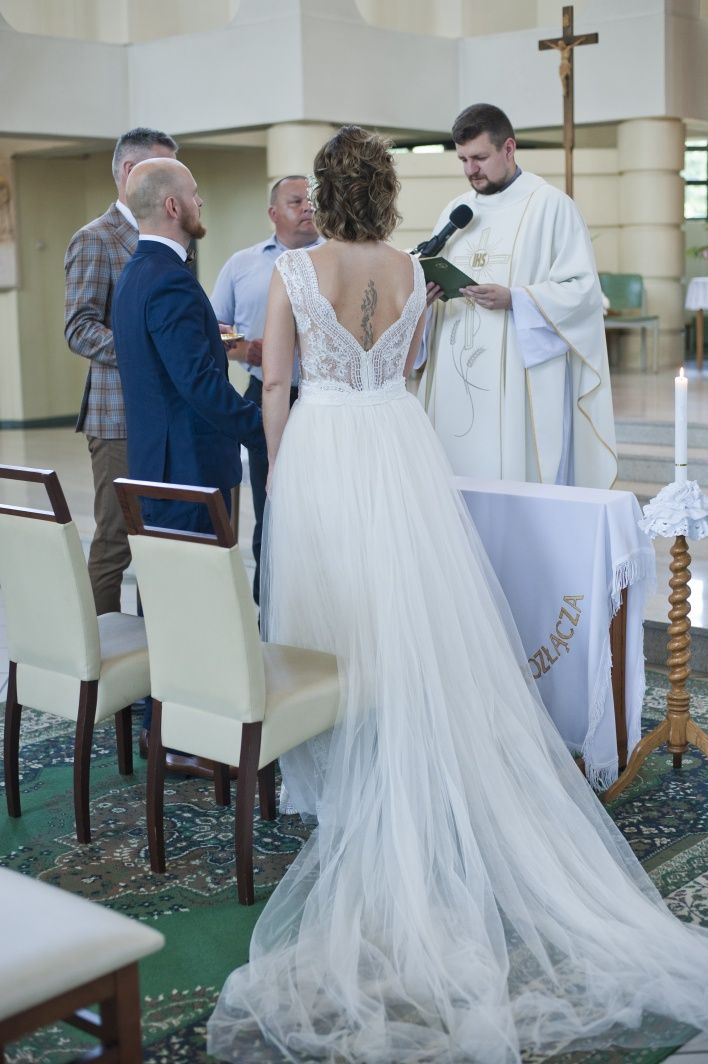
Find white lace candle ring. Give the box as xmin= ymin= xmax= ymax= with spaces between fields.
xmin=639 ymin=480 xmax=708 ymax=541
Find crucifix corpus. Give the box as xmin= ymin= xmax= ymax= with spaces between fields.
xmin=538 ymin=5 xmax=598 ymax=199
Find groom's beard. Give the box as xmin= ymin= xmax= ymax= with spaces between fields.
xmin=184 ymin=218 xmax=207 ymax=240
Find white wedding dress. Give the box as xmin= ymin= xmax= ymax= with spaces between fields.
xmin=208 ymin=249 xmax=708 ymax=1063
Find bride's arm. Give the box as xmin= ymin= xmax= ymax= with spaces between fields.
xmin=403 ymin=310 xmax=428 ymax=379
xmin=262 ymin=270 xmax=296 ymax=476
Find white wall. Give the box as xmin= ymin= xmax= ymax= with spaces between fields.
xmin=0 ymin=0 xmax=240 ymax=43
xmin=2 ymin=0 xmax=705 ymax=141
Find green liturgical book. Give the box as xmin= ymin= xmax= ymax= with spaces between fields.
xmin=419 ymin=256 xmax=477 ymax=301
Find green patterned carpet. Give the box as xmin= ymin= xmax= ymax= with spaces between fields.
xmin=1 ymin=670 xmax=707 ymax=1062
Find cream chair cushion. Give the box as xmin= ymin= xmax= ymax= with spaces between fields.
xmin=15 ymin=614 xmax=149 ymax=722
xmin=0 ymin=516 xmax=99 ymax=679
xmin=128 ymin=535 xmax=266 ymax=722
xmin=0 ymin=868 xmax=164 ymax=1021
xmin=162 ymin=644 xmax=340 ymax=768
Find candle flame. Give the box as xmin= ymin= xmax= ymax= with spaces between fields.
xmin=680 ymin=366 xmax=685 ymax=378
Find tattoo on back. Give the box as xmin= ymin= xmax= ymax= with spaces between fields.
xmin=360 ymin=280 xmax=378 ymax=351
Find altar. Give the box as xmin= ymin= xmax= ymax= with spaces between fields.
xmin=457 ymin=479 xmax=655 ymax=788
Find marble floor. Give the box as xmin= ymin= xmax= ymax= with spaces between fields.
xmin=2 ymin=370 xmax=708 ymax=1060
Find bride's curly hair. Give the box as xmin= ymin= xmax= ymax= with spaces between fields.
xmin=311 ymin=126 xmax=401 ymax=242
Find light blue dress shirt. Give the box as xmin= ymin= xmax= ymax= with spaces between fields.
xmin=210 ymin=233 xmax=322 ymax=385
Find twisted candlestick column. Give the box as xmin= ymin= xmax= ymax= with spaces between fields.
xmin=666 ymin=535 xmax=691 ymax=767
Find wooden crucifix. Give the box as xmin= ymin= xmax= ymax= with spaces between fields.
xmin=538 ymin=5 xmax=598 ymax=199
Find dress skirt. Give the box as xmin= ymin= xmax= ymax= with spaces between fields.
xmin=208 ymin=382 xmax=708 ymax=1063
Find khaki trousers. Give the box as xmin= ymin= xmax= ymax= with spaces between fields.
xmin=86 ymin=436 xmax=131 ymax=615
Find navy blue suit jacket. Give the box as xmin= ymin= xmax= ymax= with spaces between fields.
xmin=112 ymin=240 xmax=265 ymax=532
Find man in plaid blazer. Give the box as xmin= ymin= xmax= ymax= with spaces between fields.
xmin=64 ymin=127 xmax=178 ymax=616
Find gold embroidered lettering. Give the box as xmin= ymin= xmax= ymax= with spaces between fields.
xmin=528 ymin=594 xmax=584 ymax=679
xmin=550 ymin=632 xmax=570 ymax=655
xmin=528 ymin=655 xmax=542 ymax=680
xmin=542 ymin=645 xmax=559 ymax=667
xmin=535 ymin=650 xmax=550 ymax=675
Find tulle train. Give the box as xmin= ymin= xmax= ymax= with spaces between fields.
xmin=208 ymin=389 xmax=708 ymax=1063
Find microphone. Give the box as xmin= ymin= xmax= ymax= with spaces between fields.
xmin=411 ymin=204 xmax=473 ymax=258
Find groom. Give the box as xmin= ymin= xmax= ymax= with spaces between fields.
xmin=112 ymin=158 xmax=265 ymax=752
xmin=112 ymin=158 xmax=265 ymax=534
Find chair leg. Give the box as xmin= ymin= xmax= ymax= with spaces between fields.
xmin=214 ymin=763 xmax=231 ymax=807
xmin=4 ymin=662 xmax=22 ymax=818
xmin=258 ymin=762 xmax=277 ymax=821
xmin=100 ymin=964 xmax=143 ymax=1059
xmin=235 ymin=723 xmax=262 ymax=905
xmin=114 ymin=706 xmax=134 ymax=777
xmin=147 ymin=700 xmax=167 ymax=874
xmin=74 ymin=680 xmax=99 ymax=844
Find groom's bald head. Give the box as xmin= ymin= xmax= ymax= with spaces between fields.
xmin=126 ymin=158 xmax=205 ymax=241
xmin=126 ymin=158 xmax=190 ymax=222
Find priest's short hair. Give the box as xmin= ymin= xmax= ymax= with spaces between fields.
xmin=452 ymin=104 xmax=515 ymax=148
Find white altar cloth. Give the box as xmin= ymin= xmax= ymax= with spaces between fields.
xmin=685 ymin=276 xmax=708 ymax=312
xmin=457 ymin=478 xmax=655 ymax=788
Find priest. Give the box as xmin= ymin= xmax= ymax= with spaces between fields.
xmin=419 ymin=103 xmax=617 ymax=489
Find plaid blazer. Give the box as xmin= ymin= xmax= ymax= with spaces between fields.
xmin=64 ymin=203 xmax=138 ymax=437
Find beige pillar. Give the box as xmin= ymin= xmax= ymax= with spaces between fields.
xmin=0 ymin=153 xmax=23 ymax=425
xmin=266 ymin=123 xmax=337 ymax=188
xmin=617 ymin=118 xmax=685 ymax=368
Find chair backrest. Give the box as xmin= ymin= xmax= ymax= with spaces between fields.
xmin=0 ymin=466 xmax=100 ymax=680
xmin=598 ymin=272 xmax=645 ymax=315
xmin=115 ymin=479 xmax=266 ymax=723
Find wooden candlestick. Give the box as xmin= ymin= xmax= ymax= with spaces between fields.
xmin=604 ymin=535 xmax=708 ymax=801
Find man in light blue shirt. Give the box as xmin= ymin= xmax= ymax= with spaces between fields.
xmin=211 ymin=176 xmax=322 ymax=603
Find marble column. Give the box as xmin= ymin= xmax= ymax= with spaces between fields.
xmin=0 ymin=153 xmax=22 ymax=425
xmin=617 ymin=117 xmax=685 ymax=368
xmin=266 ymin=122 xmax=337 ymax=188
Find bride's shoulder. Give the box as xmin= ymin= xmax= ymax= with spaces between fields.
xmin=275 ymin=247 xmax=309 ymax=281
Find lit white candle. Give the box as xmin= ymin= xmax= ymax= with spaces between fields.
xmin=675 ymin=366 xmax=688 ymax=483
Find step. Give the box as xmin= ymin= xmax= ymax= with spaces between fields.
xmin=616 ymin=442 xmax=708 ymax=488
xmin=615 ymin=418 xmax=708 ymax=449
xmin=614 ymin=481 xmax=655 ymax=507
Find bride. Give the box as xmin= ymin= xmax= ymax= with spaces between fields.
xmin=208 ymin=126 xmax=708 ymax=1063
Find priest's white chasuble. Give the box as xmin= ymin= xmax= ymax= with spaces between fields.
xmin=420 ymin=171 xmax=617 ymax=488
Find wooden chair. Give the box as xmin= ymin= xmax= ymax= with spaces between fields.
xmin=115 ymin=478 xmax=340 ymax=905
xmin=0 ymin=868 xmax=163 ymax=1063
xmin=599 ymin=271 xmax=659 ymax=373
xmin=0 ymin=465 xmax=150 ymax=843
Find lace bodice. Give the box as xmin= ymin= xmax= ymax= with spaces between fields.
xmin=276 ymin=248 xmax=425 ymax=395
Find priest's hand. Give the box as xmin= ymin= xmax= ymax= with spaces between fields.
xmin=461 ymin=283 xmax=512 ymax=311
